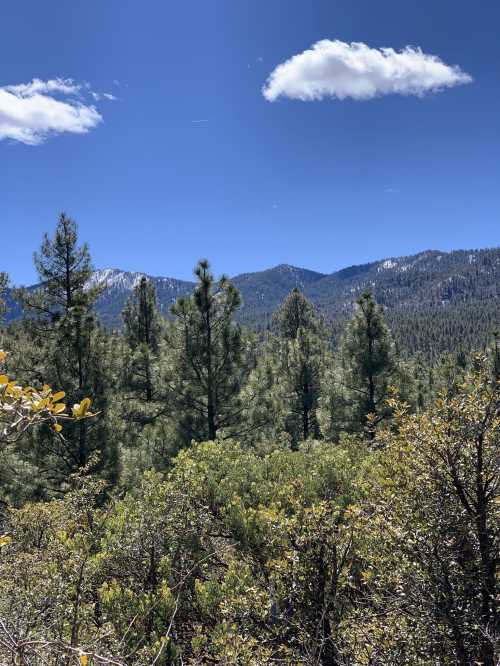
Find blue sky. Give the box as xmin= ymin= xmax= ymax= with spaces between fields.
xmin=1 ymin=1 xmax=499 ymax=284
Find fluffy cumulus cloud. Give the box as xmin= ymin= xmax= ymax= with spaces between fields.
xmin=262 ymin=40 xmax=472 ymax=102
xmin=0 ymin=77 xmax=114 ymax=145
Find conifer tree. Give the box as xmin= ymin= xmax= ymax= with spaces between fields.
xmin=340 ymin=291 xmax=402 ymax=438
xmin=273 ymin=287 xmax=319 ymax=340
xmin=247 ymin=289 xmax=328 ymax=447
xmin=19 ymin=214 xmax=118 ymax=492
xmin=118 ymin=277 xmax=170 ymax=477
xmin=272 ymin=289 xmax=327 ymax=444
xmin=17 ymin=213 xmax=95 ymax=321
xmin=0 ymin=272 xmax=7 ymax=324
xmin=122 ymin=276 xmax=162 ymax=403
xmin=165 ymin=260 xmax=248 ymax=444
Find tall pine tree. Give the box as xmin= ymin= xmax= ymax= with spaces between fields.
xmin=122 ymin=276 xmax=162 ymax=403
xmin=117 ymin=276 xmax=171 ymax=478
xmin=18 ymin=214 xmax=119 ymax=493
xmin=339 ymin=291 xmax=406 ymax=438
xmin=272 ymin=289 xmax=327 ymax=444
xmin=165 ymin=260 xmax=248 ymax=444
xmin=245 ymin=289 xmax=328 ymax=448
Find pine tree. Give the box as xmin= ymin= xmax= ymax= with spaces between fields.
xmin=247 ymin=289 xmax=328 ymax=448
xmin=117 ymin=277 xmax=170 ymax=477
xmin=340 ymin=291 xmax=401 ymax=438
xmin=273 ymin=287 xmax=320 ymax=340
xmin=18 ymin=214 xmax=119 ymax=492
xmin=165 ymin=260 xmax=248 ymax=444
xmin=16 ymin=213 xmax=95 ymax=321
xmin=122 ymin=276 xmax=162 ymax=403
xmin=0 ymin=272 xmax=7 ymax=320
xmin=272 ymin=289 xmax=327 ymax=445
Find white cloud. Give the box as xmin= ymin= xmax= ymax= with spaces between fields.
xmin=262 ymin=40 xmax=472 ymax=102
xmin=0 ymin=77 xmax=114 ymax=145
xmin=91 ymin=91 xmax=118 ymax=102
xmin=4 ymin=78 xmax=82 ymax=98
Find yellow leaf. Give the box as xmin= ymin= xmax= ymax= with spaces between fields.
xmin=73 ymin=398 xmax=91 ymax=418
xmin=0 ymin=350 xmax=6 ymax=362
xmin=52 ymin=391 xmax=66 ymax=402
xmin=0 ymin=535 xmax=12 ymax=547
xmin=5 ymin=381 xmax=17 ymax=395
xmin=52 ymin=423 xmax=63 ymax=433
xmin=0 ymin=375 xmax=8 ymax=385
xmin=80 ymin=655 xmax=88 ymax=665
xmin=80 ymin=397 xmax=91 ymax=414
xmin=52 ymin=403 xmax=66 ymax=415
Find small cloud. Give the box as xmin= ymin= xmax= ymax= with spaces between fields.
xmin=262 ymin=40 xmax=472 ymax=102
xmin=191 ymin=119 xmax=209 ymax=123
xmin=257 ymin=56 xmax=264 ymax=63
xmin=91 ymin=91 xmax=118 ymax=102
xmin=385 ymin=187 xmax=399 ymax=194
xmin=0 ymin=77 xmax=114 ymax=145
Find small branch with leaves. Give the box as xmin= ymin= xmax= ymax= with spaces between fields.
xmin=0 ymin=349 xmax=95 ymax=444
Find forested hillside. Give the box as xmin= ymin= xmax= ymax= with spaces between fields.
xmin=1 ymin=216 xmax=498 ymax=665
xmin=5 ymin=247 xmax=499 ymax=357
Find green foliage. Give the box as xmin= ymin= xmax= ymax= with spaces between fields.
xmin=248 ymin=289 xmax=330 ymax=447
xmin=354 ymin=358 xmax=499 ymax=665
xmin=323 ymin=291 xmax=414 ymax=439
xmin=0 ymin=438 xmax=365 ymax=664
xmin=6 ymin=247 xmax=500 ymax=357
xmin=2 ymin=219 xmax=500 ymax=664
xmin=165 ymin=260 xmax=250 ymax=445
xmin=0 ymin=343 xmax=499 ymax=664
xmin=5 ymin=214 xmax=119 ymax=497
xmin=0 ymin=272 xmax=7 ymax=320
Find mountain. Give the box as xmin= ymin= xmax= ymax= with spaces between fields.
xmin=86 ymin=268 xmax=195 ymax=328
xmin=3 ymin=248 xmax=500 ymax=358
xmin=232 ymin=264 xmax=326 ymax=327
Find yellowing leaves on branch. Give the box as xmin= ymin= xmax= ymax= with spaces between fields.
xmin=0 ymin=350 xmax=94 ymax=445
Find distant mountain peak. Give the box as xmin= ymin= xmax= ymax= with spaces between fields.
xmin=87 ymin=268 xmax=149 ymax=292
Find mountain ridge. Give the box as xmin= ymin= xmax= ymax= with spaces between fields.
xmin=4 ymin=246 xmax=500 ymax=357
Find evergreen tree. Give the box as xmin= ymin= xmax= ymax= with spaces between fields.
xmin=117 ymin=277 xmax=171 ymax=477
xmin=273 ymin=287 xmax=320 ymax=340
xmin=165 ymin=260 xmax=248 ymax=444
xmin=17 ymin=213 xmax=95 ymax=321
xmin=492 ymin=331 xmax=500 ymax=381
xmin=340 ymin=291 xmax=402 ymax=438
xmin=122 ymin=276 xmax=162 ymax=403
xmin=271 ymin=289 xmax=327 ymax=445
xmin=0 ymin=272 xmax=7 ymax=320
xmin=244 ymin=290 xmax=329 ymax=448
xmin=18 ymin=214 xmax=119 ymax=493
